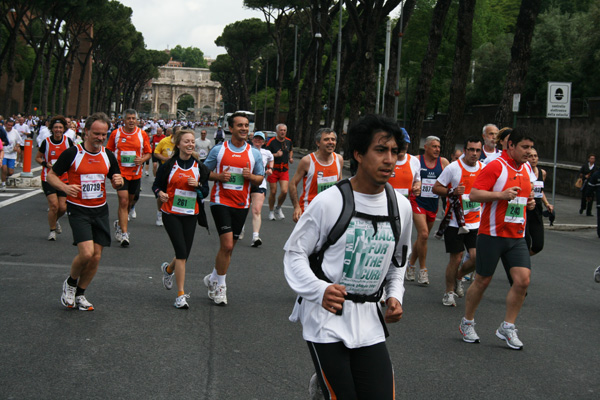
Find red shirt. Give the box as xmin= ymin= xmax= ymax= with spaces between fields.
xmin=473 ymin=152 xmax=532 ymax=238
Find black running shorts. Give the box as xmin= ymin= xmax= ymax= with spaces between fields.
xmin=444 ymin=227 xmax=478 ymax=253
xmin=42 ymin=181 xmax=67 ymax=197
xmin=210 ymin=204 xmax=248 ymax=239
xmin=475 ymin=234 xmax=530 ymax=277
xmin=117 ymin=177 xmax=141 ymax=195
xmin=67 ymin=203 xmax=111 ymax=247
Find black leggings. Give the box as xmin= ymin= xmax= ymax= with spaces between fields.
xmin=307 ymin=341 xmax=394 ymax=400
xmin=162 ymin=212 xmax=196 ymax=259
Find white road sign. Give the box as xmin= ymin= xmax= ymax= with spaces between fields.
xmin=547 ymin=82 xmax=571 ymax=119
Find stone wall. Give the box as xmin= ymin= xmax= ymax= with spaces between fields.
xmin=420 ymin=98 xmax=600 ymax=197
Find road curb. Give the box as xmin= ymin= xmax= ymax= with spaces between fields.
xmin=546 ymin=224 xmax=597 ymax=231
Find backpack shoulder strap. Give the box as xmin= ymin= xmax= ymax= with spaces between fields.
xmin=325 ymin=179 xmax=355 ymax=247
xmin=308 ymin=178 xmax=355 ymax=282
xmin=384 ymin=182 xmax=407 ymax=268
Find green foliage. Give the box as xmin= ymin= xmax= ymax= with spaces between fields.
xmin=467 ymin=33 xmax=513 ymax=105
xmin=169 ymin=45 xmax=208 ymax=68
xmin=177 ymin=93 xmax=195 ymax=111
xmin=489 ymin=0 xmax=521 ymax=32
xmin=527 ymin=5 xmax=597 ymax=101
xmin=215 ymin=18 xmax=269 ymax=58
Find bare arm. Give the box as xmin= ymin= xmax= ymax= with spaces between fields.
xmin=470 ymin=186 xmax=521 ymax=203
xmin=289 ymin=155 xmax=311 ymax=222
xmin=47 ymin=169 xmax=80 ymax=197
xmin=35 ymin=151 xmax=45 ymax=166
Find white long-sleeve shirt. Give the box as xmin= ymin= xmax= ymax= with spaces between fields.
xmin=284 ymin=183 xmax=413 ymax=348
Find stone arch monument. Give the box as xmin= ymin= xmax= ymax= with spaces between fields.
xmin=148 ymin=66 xmax=221 ymax=119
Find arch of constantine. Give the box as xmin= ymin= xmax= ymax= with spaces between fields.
xmin=144 ymin=66 xmax=221 ymax=120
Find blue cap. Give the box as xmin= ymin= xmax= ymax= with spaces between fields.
xmin=401 ymin=127 xmax=410 ymax=143
xmin=254 ymin=131 xmax=265 ymax=140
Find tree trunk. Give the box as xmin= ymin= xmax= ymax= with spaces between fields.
xmin=63 ymin=39 xmax=79 ymax=116
xmin=441 ymin=0 xmax=476 ymax=158
xmin=494 ymin=0 xmax=542 ymax=128
xmin=407 ymin=0 xmax=452 ymax=154
xmin=383 ymin=0 xmax=417 ymax=118
xmin=75 ymin=44 xmax=93 ymax=117
xmin=3 ymin=31 xmax=18 ymax=115
xmin=273 ymin=47 xmax=285 ymax=125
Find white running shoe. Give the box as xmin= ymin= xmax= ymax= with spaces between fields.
xmin=55 ymin=221 xmax=62 ymax=234
xmin=1 ymin=183 xmax=5 ymax=192
xmin=145 ymin=170 xmax=149 ymax=176
xmin=276 ymin=207 xmax=285 ymax=220
xmin=238 ymin=225 xmax=245 ymax=240
xmin=418 ymin=268 xmax=430 ymax=285
xmin=496 ymin=323 xmax=523 ymax=350
xmin=455 ymin=279 xmax=464 ymax=298
xmin=594 ymin=266 xmax=600 ymax=283
xmin=442 ymin=291 xmax=457 ymax=307
xmin=47 ymin=230 xmax=57 ymax=241
xmin=156 ymin=211 xmax=163 ymax=226
xmin=204 ymin=274 xmax=217 ymax=299
xmin=120 ymin=232 xmax=130 ymax=247
xmin=114 ymin=220 xmax=122 ymax=241
xmin=61 ymin=278 xmax=76 ymax=308
xmin=251 ymin=237 xmax=262 ymax=247
xmin=174 ymin=294 xmax=190 ymax=309
xmin=75 ymin=295 xmax=94 ymax=311
xmin=161 ymin=262 xmax=173 ymax=290
xmin=459 ymin=318 xmax=480 ymax=343
xmin=405 ymin=264 xmax=416 ymax=281
xmin=129 ymin=207 xmax=136 ymax=219
xmin=213 ymin=285 xmax=227 ymax=305
xmin=268 ymin=211 xmax=276 ymax=220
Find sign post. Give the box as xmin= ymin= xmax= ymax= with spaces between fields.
xmin=512 ymin=93 xmax=520 ymax=127
xmin=546 ymin=82 xmax=572 ymax=205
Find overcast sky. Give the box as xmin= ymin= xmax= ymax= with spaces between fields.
xmin=119 ymin=0 xmax=265 ymax=59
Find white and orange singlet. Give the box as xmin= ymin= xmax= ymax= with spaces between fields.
xmin=210 ymin=141 xmax=258 ymax=209
xmin=161 ymin=160 xmax=200 ymax=216
xmin=299 ymin=153 xmax=343 ymax=212
xmin=41 ymin=136 xmax=71 ymax=183
xmin=106 ymin=126 xmax=151 ymax=180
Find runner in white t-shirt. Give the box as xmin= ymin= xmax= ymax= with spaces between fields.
xmin=433 ymin=137 xmax=484 ymax=307
xmin=284 ymin=114 xmax=412 ymax=399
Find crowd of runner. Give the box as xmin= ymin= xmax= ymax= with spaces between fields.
xmin=7 ymin=108 xmax=600 ymax=399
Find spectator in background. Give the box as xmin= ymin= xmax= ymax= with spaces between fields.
xmin=579 ymin=154 xmax=597 ymax=216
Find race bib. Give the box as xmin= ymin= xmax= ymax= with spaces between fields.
xmin=80 ymin=174 xmax=103 ymax=199
xmin=533 ymin=181 xmax=544 ymax=199
xmin=395 ymin=188 xmax=409 ymax=197
xmin=120 ymin=150 xmax=136 ymax=167
xmin=420 ymin=178 xmax=438 ymax=198
xmin=339 ymin=219 xmax=394 ymax=295
xmin=223 ymin=166 xmax=244 ymax=190
xmin=317 ymin=175 xmax=337 ymax=193
xmin=198 ymin=149 xmax=208 ymax=159
xmin=504 ymin=197 xmax=527 ymax=224
xmin=172 ymin=189 xmax=197 ymax=214
xmin=462 ymin=194 xmax=480 ymax=214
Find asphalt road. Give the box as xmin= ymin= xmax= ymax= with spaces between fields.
xmin=1 ymin=129 xmax=599 ymax=399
